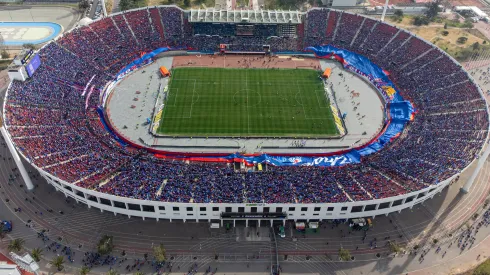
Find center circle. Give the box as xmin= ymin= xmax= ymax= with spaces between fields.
xmin=233 ymin=89 xmax=262 ymax=107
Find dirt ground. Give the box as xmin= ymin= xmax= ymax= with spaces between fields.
xmin=172 ymin=54 xmax=321 ymax=70
xmin=416 ymin=27 xmax=486 ymax=54
xmin=448 ymin=0 xmax=485 ymax=8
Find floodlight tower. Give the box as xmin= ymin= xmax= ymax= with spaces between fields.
xmin=380 ymin=0 xmax=390 ymax=22
xmin=0 ymin=126 xmax=34 ymax=190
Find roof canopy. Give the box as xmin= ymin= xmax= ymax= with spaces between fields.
xmin=188 ymin=9 xmax=304 ymax=24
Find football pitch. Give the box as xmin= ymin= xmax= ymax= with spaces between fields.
xmin=157 ymin=67 xmax=339 ymax=137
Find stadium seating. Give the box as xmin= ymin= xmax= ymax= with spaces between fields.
xmin=4 ymin=6 xmax=488 ymax=204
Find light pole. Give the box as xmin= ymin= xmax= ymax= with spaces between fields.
xmin=380 ymin=0 xmax=390 ymax=22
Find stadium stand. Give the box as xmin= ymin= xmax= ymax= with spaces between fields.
xmin=3 ymin=7 xmax=488 ymax=205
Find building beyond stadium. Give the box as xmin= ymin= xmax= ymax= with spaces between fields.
xmin=2 ymin=6 xmax=489 ymax=225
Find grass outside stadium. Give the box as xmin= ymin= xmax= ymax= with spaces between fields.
xmin=157 ymin=67 xmax=340 ymax=137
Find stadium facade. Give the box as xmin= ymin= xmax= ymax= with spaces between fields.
xmin=3 ymin=6 xmax=489 ymax=224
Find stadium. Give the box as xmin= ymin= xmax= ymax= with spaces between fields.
xmin=2 ymin=6 xmax=489 ymax=227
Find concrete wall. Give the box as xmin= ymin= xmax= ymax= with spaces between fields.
xmin=39 ymin=167 xmax=452 ymax=222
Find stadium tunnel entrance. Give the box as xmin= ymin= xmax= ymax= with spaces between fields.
xmin=220 ymin=212 xmax=287 ymax=228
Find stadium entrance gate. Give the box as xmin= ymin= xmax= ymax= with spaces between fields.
xmin=220 ymin=212 xmax=286 ymax=227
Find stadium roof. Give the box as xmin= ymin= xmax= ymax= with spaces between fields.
xmin=188 ymin=9 xmax=304 ymax=24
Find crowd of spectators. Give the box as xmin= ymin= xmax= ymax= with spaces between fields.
xmin=3 ymin=7 xmax=488 ymax=205
xmin=124 ymin=9 xmax=162 ymax=52
xmin=331 ymin=13 xmax=363 ymax=49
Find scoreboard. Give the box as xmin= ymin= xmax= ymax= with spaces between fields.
xmin=8 ymin=50 xmax=42 ymax=82
xmin=26 ymin=54 xmax=41 ymax=77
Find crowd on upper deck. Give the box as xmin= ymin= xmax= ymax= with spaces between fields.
xmin=3 ymin=7 xmax=488 ymax=204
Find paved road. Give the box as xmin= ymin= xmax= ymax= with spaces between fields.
xmin=88 ymin=0 xmax=101 ymax=19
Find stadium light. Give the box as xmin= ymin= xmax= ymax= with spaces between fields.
xmin=380 ymin=0 xmax=390 ymax=22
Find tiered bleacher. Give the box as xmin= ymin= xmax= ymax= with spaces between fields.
xmin=4 ymin=7 xmax=488 ymax=204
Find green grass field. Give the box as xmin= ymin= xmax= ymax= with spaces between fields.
xmin=157 ymin=67 xmax=338 ymax=137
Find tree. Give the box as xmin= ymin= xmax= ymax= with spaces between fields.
xmin=1 ymin=49 xmax=10 ymax=59
xmin=444 ymin=22 xmax=447 ymax=29
xmin=338 ymin=248 xmax=351 ymax=261
xmin=23 ymin=43 xmax=36 ymax=50
xmin=413 ymin=16 xmax=430 ymax=26
xmin=457 ymin=37 xmax=468 ymax=44
xmin=473 ymin=42 xmax=480 ymax=51
xmin=119 ymin=0 xmax=133 ymax=11
xmin=183 ymin=0 xmax=190 ymax=6
xmin=134 ymin=272 xmax=144 ymax=275
xmin=153 ymin=244 xmax=166 ymax=263
xmin=425 ymin=0 xmax=441 ymax=20
xmin=441 ymin=30 xmax=449 ymax=36
xmin=31 ymin=248 xmax=43 ymax=262
xmin=394 ymin=10 xmax=403 ymax=17
xmin=388 ymin=241 xmax=402 ymax=254
xmin=106 ymin=269 xmax=118 ymax=275
xmin=8 ymin=238 xmax=25 ymax=253
xmin=50 ymin=256 xmax=65 ymax=271
xmin=97 ymin=235 xmax=114 ymax=255
xmin=463 ymin=18 xmax=474 ymax=28
xmin=79 ymin=0 xmax=89 ymax=10
xmin=79 ymin=266 xmax=91 ymax=275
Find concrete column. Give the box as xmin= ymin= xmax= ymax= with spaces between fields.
xmin=246 ymin=219 xmax=248 ymax=227
xmin=270 ymin=220 xmax=273 ymax=227
xmin=83 ymin=193 xmax=90 ymax=209
xmin=282 ymin=220 xmax=286 ymax=226
xmin=233 ymin=220 xmax=236 ymax=227
xmin=1 ymin=127 xmax=34 ymax=190
xmin=100 ymin=0 xmax=107 ymax=16
xmin=221 ymin=219 xmax=223 ymax=227
xmin=461 ymin=144 xmax=490 ymax=193
xmin=380 ymin=0 xmax=390 ymax=22
xmin=258 ymin=220 xmax=261 ymax=227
